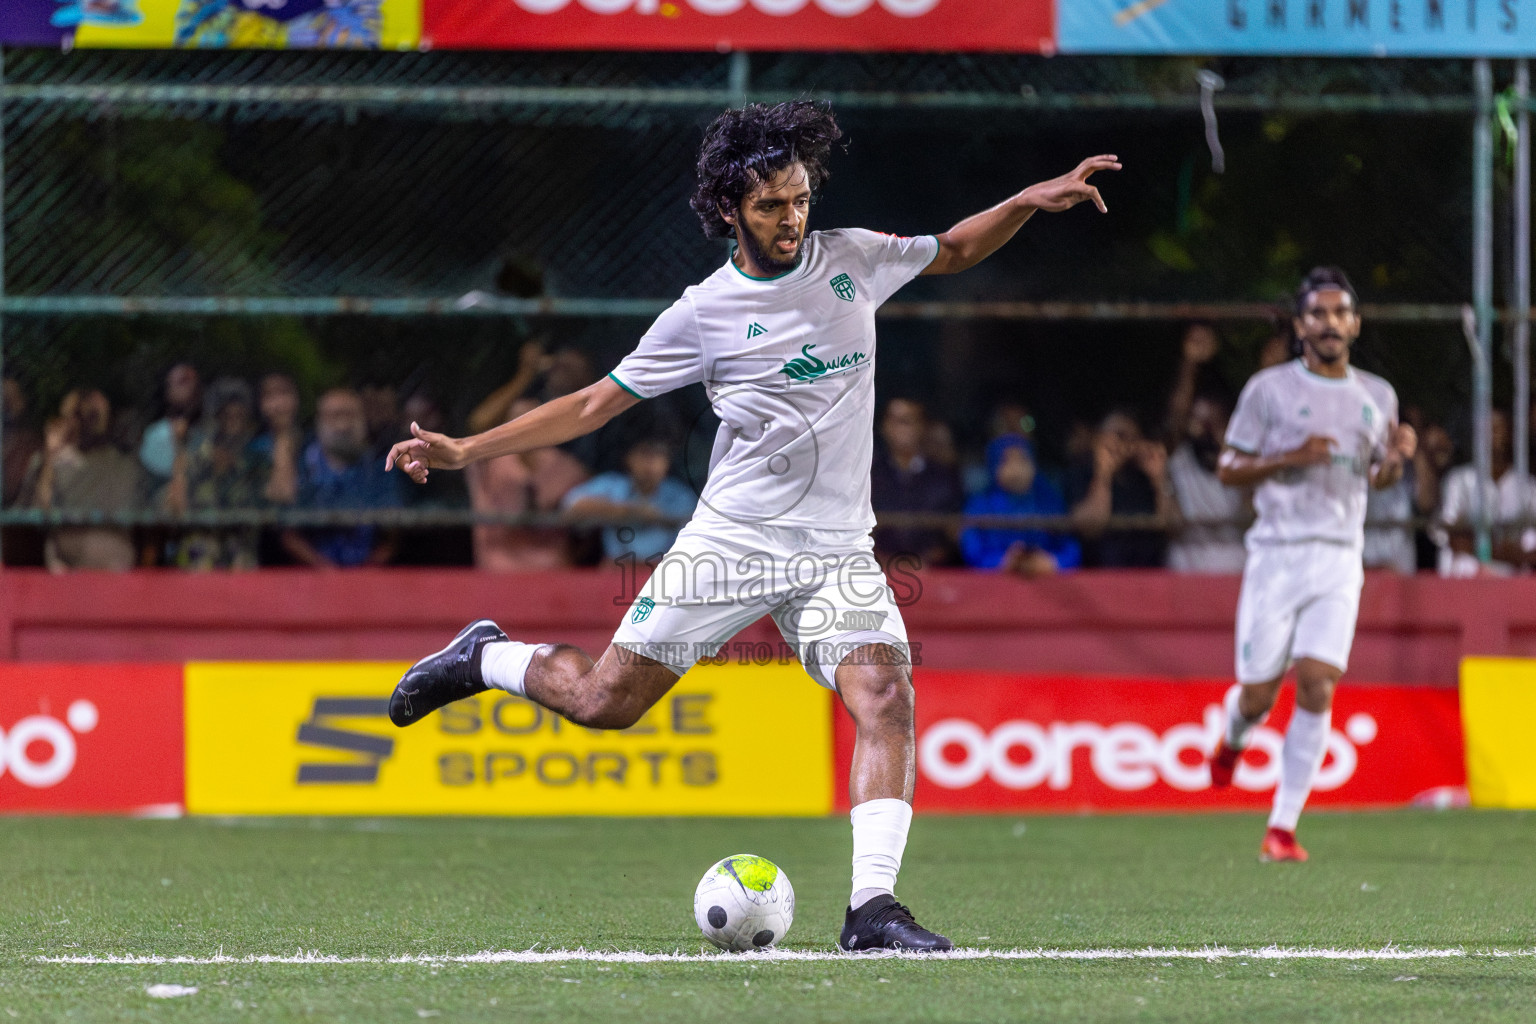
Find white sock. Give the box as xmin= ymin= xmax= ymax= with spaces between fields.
xmin=1224 ymin=684 xmax=1269 ymax=749
xmin=850 ymin=798 xmax=912 ymax=907
xmin=1268 ymin=707 xmax=1331 ymax=832
xmin=479 ymin=641 xmax=546 ymax=697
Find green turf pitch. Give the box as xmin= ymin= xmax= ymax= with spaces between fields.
xmin=3 ymin=811 xmax=1533 ymax=1022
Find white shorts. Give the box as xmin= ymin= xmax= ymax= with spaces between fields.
xmin=1234 ymin=539 xmax=1364 ymax=683
xmin=611 ymin=517 xmax=909 ymax=690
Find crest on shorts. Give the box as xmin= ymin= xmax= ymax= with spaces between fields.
xmin=631 ymin=597 xmax=655 ymax=624
xmin=830 ymin=273 xmax=856 ymax=302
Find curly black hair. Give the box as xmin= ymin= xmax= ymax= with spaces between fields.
xmin=689 ymin=101 xmax=843 ymax=239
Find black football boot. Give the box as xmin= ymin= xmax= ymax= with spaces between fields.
xmin=839 ymin=895 xmax=953 ymax=952
xmin=389 ymin=619 xmax=507 ymax=727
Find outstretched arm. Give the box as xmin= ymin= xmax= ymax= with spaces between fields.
xmin=922 ymin=155 xmax=1121 ymax=276
xmin=386 ymin=376 xmax=639 ymax=483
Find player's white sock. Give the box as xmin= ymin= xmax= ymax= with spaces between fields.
xmin=1268 ymin=707 xmax=1331 ymax=832
xmin=1223 ymin=684 xmax=1269 ymax=749
xmin=479 ymin=641 xmax=546 ymax=697
xmin=849 ymin=798 xmax=912 ymax=908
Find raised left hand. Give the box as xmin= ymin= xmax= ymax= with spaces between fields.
xmin=1020 ymin=155 xmax=1123 ymax=214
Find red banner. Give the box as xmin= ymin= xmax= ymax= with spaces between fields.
xmin=833 ymin=672 xmax=1465 ymax=813
xmin=423 ymin=0 xmax=1053 ymax=53
xmin=0 ymin=665 xmax=184 ymax=814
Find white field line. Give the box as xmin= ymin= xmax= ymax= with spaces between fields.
xmin=33 ymin=947 xmax=1536 ymax=966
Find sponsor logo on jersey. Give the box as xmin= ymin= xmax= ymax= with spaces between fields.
xmin=1331 ymin=453 xmax=1367 ymax=475
xmin=778 ymin=344 xmax=867 ymax=382
xmin=1362 ymin=405 xmax=1374 ymax=425
xmin=830 ymin=273 xmax=856 ymax=301
xmin=1298 ymin=406 xmax=1311 ymax=418
xmin=632 ymin=596 xmax=656 ymax=624
xmin=746 ymin=322 xmax=768 ymax=339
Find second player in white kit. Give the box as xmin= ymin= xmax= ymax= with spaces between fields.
xmin=383 ymin=101 xmax=1120 ymax=949
xmin=1208 ymin=267 xmax=1417 ymax=863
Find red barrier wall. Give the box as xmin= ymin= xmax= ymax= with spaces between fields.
xmin=3 ymin=568 xmax=1535 ymax=683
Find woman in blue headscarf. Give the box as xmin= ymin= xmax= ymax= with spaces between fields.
xmin=961 ymin=435 xmax=1080 ymax=577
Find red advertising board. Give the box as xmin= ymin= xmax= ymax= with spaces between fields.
xmin=833 ymin=672 xmax=1465 ymax=813
xmin=423 ymin=0 xmax=1054 ymax=53
xmin=0 ymin=664 xmax=184 ymax=814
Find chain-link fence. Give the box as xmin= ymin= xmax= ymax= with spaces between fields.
xmin=0 ymin=49 xmax=1523 ymax=567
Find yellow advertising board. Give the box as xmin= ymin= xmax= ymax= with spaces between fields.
xmin=69 ymin=0 xmax=419 ymax=50
xmin=185 ymin=661 xmax=832 ymax=815
xmin=1460 ymin=657 xmax=1536 ymax=808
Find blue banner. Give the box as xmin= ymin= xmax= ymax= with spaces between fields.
xmin=1060 ymin=1 xmax=1536 ymax=56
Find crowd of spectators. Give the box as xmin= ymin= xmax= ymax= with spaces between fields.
xmin=4 ymin=324 xmax=1535 ymax=576
xmin=0 ymin=342 xmax=695 ymax=573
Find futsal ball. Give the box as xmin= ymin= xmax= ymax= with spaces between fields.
xmin=693 ymin=854 xmax=795 ymax=952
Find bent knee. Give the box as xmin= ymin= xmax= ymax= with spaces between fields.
xmin=840 ymin=665 xmax=914 ymax=726
xmin=1295 ymin=679 xmax=1338 ymax=712
xmin=1294 ymin=659 xmax=1341 ymax=708
xmin=1239 ymin=680 xmax=1283 ymax=718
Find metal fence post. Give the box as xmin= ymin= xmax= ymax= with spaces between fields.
xmin=1515 ymin=61 xmax=1532 ymax=535
xmin=1474 ymin=58 xmax=1496 ymax=564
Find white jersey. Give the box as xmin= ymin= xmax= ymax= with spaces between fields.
xmin=609 ymin=228 xmax=939 ymax=532
xmin=1225 ymin=359 xmax=1397 ymax=548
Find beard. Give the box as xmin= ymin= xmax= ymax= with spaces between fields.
xmin=738 ymin=225 xmax=803 ymax=275
xmin=1308 ymin=334 xmax=1348 ymax=363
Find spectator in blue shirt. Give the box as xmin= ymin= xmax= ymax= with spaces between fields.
xmin=562 ymin=438 xmax=696 ymax=563
xmin=282 ymin=387 xmax=401 ymax=568
xmin=961 ymin=435 xmax=1080 ymax=578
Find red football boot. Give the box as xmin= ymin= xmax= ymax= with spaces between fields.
xmin=1259 ymin=827 xmax=1309 ymax=863
xmin=1208 ymin=739 xmax=1241 ymax=788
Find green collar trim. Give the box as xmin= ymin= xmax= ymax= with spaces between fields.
xmin=1294 ymin=358 xmax=1354 ymax=385
xmin=728 ymin=246 xmax=800 ymax=282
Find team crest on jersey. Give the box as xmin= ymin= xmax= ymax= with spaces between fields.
xmin=631 ymin=597 xmax=655 ymax=624
xmin=746 ymin=322 xmax=767 ymax=339
xmin=779 ymin=343 xmax=867 ymax=382
xmin=1362 ymin=405 xmax=1373 ymax=425
xmin=830 ymin=273 xmax=856 ymax=302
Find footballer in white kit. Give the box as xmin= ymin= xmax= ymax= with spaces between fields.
xmin=382 ymin=101 xmax=1120 ymax=949
xmin=1208 ymin=267 xmax=1417 ymax=863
